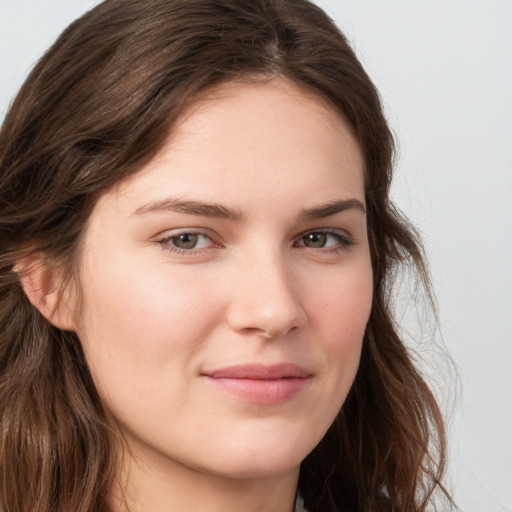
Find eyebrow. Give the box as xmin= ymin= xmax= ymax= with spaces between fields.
xmin=133 ymin=198 xmax=243 ymax=221
xmin=299 ymin=198 xmax=366 ymax=219
xmin=132 ymin=197 xmax=365 ymax=220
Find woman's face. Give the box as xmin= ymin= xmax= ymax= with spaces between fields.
xmin=71 ymin=80 xmax=373 ymax=480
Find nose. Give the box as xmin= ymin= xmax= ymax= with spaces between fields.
xmin=226 ymin=249 xmax=308 ymax=339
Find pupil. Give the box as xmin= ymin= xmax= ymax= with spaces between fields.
xmin=174 ymin=233 xmax=198 ymax=249
xmin=306 ymin=232 xmax=326 ymax=248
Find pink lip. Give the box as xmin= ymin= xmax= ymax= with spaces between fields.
xmin=202 ymin=363 xmax=311 ymax=404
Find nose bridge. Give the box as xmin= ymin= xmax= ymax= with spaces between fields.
xmin=227 ymin=242 xmax=307 ymax=338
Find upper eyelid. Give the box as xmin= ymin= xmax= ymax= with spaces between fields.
xmin=155 ymin=228 xmax=218 ymax=250
xmin=293 ymin=230 xmax=355 ymax=252
xmin=154 ymin=227 xmax=354 ymax=245
xmin=156 ymin=227 xmax=218 ymax=241
xmin=155 ymin=226 xmax=352 ymax=238
xmin=294 ymin=227 xmax=352 ymax=240
xmin=156 ymin=231 xmax=219 ymax=254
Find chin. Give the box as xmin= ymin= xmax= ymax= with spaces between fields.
xmin=194 ymin=431 xmax=315 ymax=479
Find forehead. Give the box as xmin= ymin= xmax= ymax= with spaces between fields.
xmin=167 ymin=78 xmax=360 ymax=162
xmin=105 ymin=78 xmax=365 ymax=218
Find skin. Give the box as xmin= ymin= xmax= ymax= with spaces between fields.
xmin=65 ymin=79 xmax=373 ymax=512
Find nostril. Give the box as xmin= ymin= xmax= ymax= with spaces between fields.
xmin=237 ymin=326 xmax=277 ymax=339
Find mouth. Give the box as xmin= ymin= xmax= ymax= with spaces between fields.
xmin=201 ymin=363 xmax=311 ymax=404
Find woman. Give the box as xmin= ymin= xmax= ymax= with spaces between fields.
xmin=0 ymin=0 xmax=454 ymax=511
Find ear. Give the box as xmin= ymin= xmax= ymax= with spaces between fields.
xmin=16 ymin=255 xmax=77 ymax=331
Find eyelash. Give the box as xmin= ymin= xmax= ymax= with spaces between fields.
xmin=157 ymin=231 xmax=218 ymax=255
xmin=294 ymin=230 xmax=354 ymax=253
xmin=156 ymin=229 xmax=354 ymax=256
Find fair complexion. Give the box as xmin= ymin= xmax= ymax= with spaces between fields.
xmin=47 ymin=80 xmax=373 ymax=511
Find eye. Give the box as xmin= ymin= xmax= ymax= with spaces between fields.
xmin=158 ymin=231 xmax=216 ymax=253
xmin=296 ymin=230 xmax=352 ymax=250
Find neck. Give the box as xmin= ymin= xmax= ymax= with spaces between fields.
xmin=110 ymin=440 xmax=300 ymax=512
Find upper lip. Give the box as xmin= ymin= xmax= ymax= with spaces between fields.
xmin=203 ymin=363 xmax=311 ymax=380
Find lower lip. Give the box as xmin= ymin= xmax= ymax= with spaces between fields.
xmin=205 ymin=377 xmax=308 ymax=404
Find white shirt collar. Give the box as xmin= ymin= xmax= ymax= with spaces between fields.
xmin=295 ymin=491 xmax=308 ymax=512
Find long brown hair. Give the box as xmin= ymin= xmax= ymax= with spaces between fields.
xmin=0 ymin=1 xmax=453 ymax=510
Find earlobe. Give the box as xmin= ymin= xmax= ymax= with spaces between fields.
xmin=15 ymin=255 xmax=77 ymax=331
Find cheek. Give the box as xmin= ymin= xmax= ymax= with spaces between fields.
xmin=73 ymin=255 xmax=225 ymax=389
xmin=308 ymin=263 xmax=373 ymax=337
xmin=285 ymin=266 xmax=372 ymax=447
xmin=306 ymin=264 xmax=372 ymax=387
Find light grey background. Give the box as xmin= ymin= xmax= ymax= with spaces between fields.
xmin=1 ymin=1 xmax=511 ymax=511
